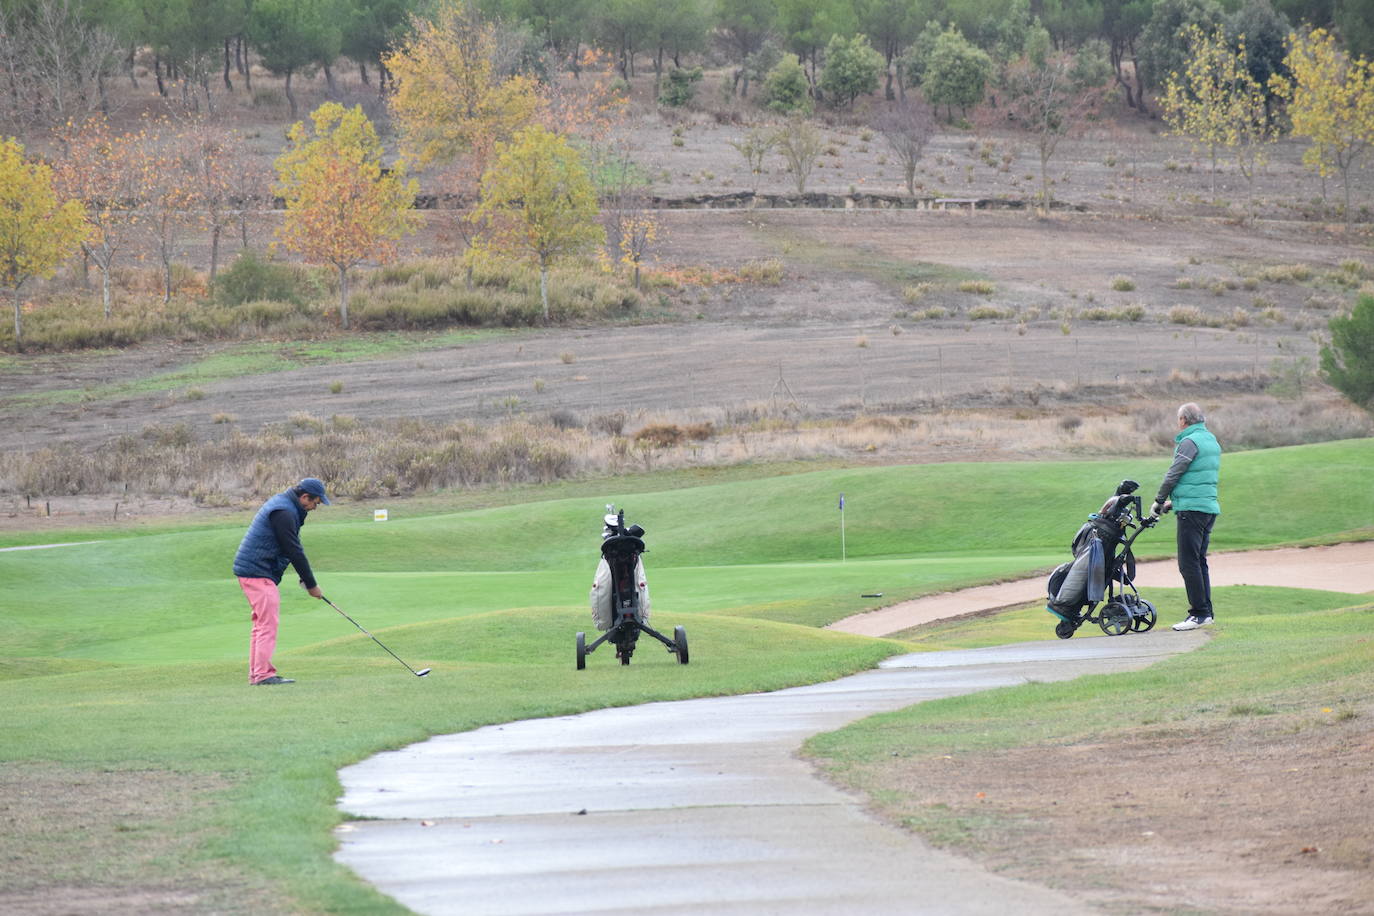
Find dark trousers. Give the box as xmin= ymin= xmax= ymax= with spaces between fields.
xmin=1176 ymin=510 xmax=1216 ymax=617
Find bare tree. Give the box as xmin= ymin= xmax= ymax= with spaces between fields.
xmin=872 ymin=99 xmax=936 ymax=195
xmin=999 ymin=47 xmax=1110 ymax=215
xmin=772 ymin=117 xmax=823 ymax=194
xmin=143 ymin=123 xmax=203 ymax=302
xmin=224 ymin=140 xmax=270 ymax=252
xmin=185 ymin=120 xmax=247 ymax=281
xmin=20 ymin=0 xmax=120 ymax=130
xmin=597 ymin=141 xmax=658 ymax=289
xmin=728 ymin=127 xmax=776 ymax=193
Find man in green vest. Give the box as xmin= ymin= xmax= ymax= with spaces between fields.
xmin=1151 ymin=403 xmax=1221 ymax=631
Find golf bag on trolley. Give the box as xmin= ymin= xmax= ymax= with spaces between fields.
xmin=576 ymin=505 xmax=689 ymax=668
xmin=1045 ymin=479 xmax=1162 ymax=639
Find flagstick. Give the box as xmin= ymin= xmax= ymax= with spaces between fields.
xmin=841 ymin=504 xmax=846 ymax=562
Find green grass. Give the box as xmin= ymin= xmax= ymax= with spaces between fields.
xmin=2 ymin=441 xmax=1372 ymax=911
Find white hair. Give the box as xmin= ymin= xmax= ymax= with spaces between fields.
xmin=1178 ymin=402 xmax=1206 ymax=425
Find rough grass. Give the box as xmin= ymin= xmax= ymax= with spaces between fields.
xmin=3 ymin=393 xmax=1370 ymax=506
xmin=1 ymin=257 xmax=646 ymax=353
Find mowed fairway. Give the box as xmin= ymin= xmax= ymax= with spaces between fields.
xmin=2 ymin=439 xmax=1372 ymax=913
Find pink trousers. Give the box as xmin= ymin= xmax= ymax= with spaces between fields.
xmin=238 ymin=576 xmax=280 ymax=684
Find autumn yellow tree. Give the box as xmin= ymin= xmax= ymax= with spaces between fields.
xmin=1161 ymin=26 xmax=1276 ymax=197
xmin=274 ymin=103 xmax=419 ymax=329
xmin=1272 ymin=29 xmax=1374 ymax=230
xmin=383 ymin=0 xmax=544 ymax=170
xmin=54 ymin=115 xmax=157 ymax=319
xmin=0 ymin=137 xmax=88 ymax=341
xmin=471 ymin=126 xmax=604 ymax=321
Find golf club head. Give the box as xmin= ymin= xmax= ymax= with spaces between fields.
xmin=415 ymin=668 xmax=432 ymax=677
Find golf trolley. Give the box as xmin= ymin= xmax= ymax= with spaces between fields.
xmin=1046 ymin=479 xmax=1162 ymax=639
xmin=576 ymin=505 xmax=689 ymax=669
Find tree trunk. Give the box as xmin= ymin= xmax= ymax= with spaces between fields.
xmin=338 ymin=265 xmax=350 ymax=329
xmin=236 ymin=36 xmax=246 ymax=75
xmin=539 ymin=261 xmax=550 ymax=322
xmin=154 ymin=55 xmax=166 ymax=97
xmin=1040 ymin=147 xmax=1051 ymax=215
xmin=100 ymin=264 xmax=112 ymax=318
xmin=163 ymin=258 xmax=172 ymax=303
xmin=284 ymin=68 xmax=297 ymax=119
xmin=1342 ymin=167 xmax=1352 ymax=234
xmin=11 ymin=284 xmax=22 ymax=341
xmin=243 ymin=42 xmax=253 ymax=93
xmin=359 ymin=60 xmax=369 ymax=86
xmin=1110 ymin=40 xmax=1145 ymax=112
xmin=223 ymin=39 xmax=234 ymax=91
xmin=210 ymin=224 xmax=222 ymax=281
xmin=127 ymin=47 xmax=138 ymax=88
xmin=324 ymin=63 xmax=337 ymax=94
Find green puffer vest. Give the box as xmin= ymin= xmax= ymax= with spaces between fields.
xmin=1173 ymin=423 xmax=1221 ymax=514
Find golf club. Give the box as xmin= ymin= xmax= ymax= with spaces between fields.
xmin=318 ymin=594 xmax=431 ymax=677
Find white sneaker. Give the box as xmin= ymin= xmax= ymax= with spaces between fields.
xmin=1172 ymin=615 xmax=1213 ymax=631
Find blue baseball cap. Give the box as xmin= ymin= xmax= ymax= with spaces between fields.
xmin=297 ymin=477 xmax=331 ymax=504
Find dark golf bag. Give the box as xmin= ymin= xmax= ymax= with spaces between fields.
xmin=576 ymin=506 xmax=689 ymax=668
xmin=1045 ymin=480 xmax=1160 ymax=639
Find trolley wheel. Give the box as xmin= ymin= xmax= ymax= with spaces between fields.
xmin=1099 ymin=602 xmax=1132 ymax=636
xmin=575 ymin=631 xmax=586 ymax=670
xmin=1054 ymin=619 xmax=1077 ymax=640
xmin=1130 ymin=598 xmax=1157 ymax=632
xmin=674 ymin=625 xmax=689 ymax=664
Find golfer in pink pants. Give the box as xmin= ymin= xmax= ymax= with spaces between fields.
xmin=231 ymin=478 xmax=330 ymax=685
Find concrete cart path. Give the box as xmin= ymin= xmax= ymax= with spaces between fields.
xmin=335 ymin=630 xmax=1200 ymax=916
xmin=828 ymin=541 xmax=1374 ymax=637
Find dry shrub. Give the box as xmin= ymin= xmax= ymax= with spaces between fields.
xmin=902 ymin=282 xmax=936 ymax=303
xmin=1168 ymin=305 xmax=1206 ymax=326
xmin=738 ymin=259 xmax=784 ymax=285
xmin=1257 ymin=264 xmax=1313 ymax=283
xmin=910 ymin=306 xmax=949 ymax=320
xmin=634 ymin=424 xmax=685 ymax=448
xmin=548 ymin=409 xmax=581 ymax=430
xmin=591 ymin=411 xmax=626 ymax=435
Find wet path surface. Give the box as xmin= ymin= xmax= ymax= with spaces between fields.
xmin=335 ymin=631 xmax=1199 ymax=915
